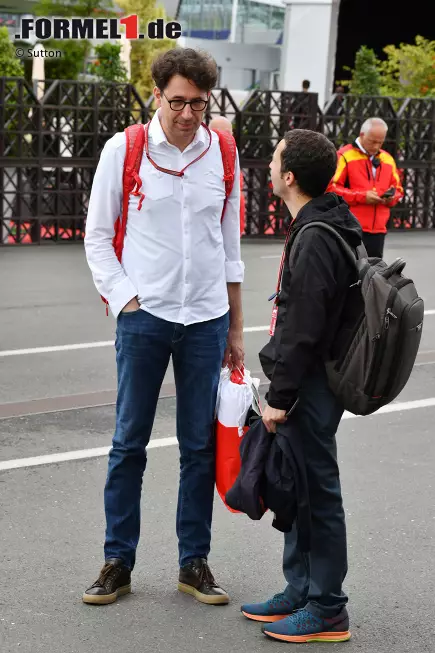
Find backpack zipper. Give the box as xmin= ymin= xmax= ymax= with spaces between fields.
xmin=335 ymin=269 xmax=371 ymax=372
xmin=382 ymin=297 xmax=424 ymax=398
xmin=384 ymin=307 xmax=397 ymax=330
xmin=365 ymin=293 xmax=398 ymax=396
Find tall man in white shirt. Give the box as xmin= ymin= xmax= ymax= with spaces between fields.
xmin=83 ymin=48 xmax=245 ymax=607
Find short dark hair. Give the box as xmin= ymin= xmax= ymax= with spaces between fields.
xmin=281 ymin=129 xmax=337 ymax=198
xmin=302 ymin=79 xmax=310 ymax=89
xmin=151 ymin=47 xmax=218 ymax=92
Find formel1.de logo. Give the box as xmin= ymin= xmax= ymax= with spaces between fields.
xmin=15 ymin=15 xmax=182 ymax=41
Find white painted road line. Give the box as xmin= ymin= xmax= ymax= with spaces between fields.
xmin=0 ymin=341 xmax=115 ymax=357
xmin=0 ymin=437 xmax=178 ymax=472
xmin=0 ymin=326 xmax=269 ymax=357
xmin=243 ymin=326 xmax=269 ymax=333
xmin=1 ymin=397 xmax=435 ymax=472
xmin=0 ymin=312 xmax=434 ymax=358
xmin=342 ymin=396 xmax=435 ymax=419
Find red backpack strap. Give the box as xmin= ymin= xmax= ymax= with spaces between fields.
xmin=212 ymin=129 xmax=237 ymax=222
xmin=112 ymin=122 xmax=146 ymax=262
xmin=101 ymin=123 xmax=146 ymax=315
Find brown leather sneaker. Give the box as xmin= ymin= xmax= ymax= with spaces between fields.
xmin=82 ymin=558 xmax=131 ymax=605
xmin=178 ymin=558 xmax=229 ymax=605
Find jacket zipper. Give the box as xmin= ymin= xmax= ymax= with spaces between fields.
xmin=371 ymin=160 xmax=379 ymax=231
xmin=372 ymin=157 xmax=381 ymax=233
xmin=365 ymin=290 xmax=398 ymax=396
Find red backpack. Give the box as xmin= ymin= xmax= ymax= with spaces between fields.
xmin=101 ymin=121 xmax=237 ymax=314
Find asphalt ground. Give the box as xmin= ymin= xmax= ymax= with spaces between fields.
xmin=1 ymin=232 xmax=435 ymax=653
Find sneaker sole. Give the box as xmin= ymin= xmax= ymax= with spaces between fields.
xmin=177 ymin=582 xmax=229 ymax=605
xmin=242 ymin=611 xmax=293 ymax=623
xmin=263 ymin=629 xmax=352 ymax=643
xmin=82 ymin=584 xmax=131 ymax=605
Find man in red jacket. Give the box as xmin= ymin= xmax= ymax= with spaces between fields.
xmin=329 ymin=117 xmax=404 ymax=257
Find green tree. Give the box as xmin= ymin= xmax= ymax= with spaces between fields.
xmin=33 ymin=0 xmax=116 ymax=79
xmin=44 ymin=40 xmax=89 ymax=80
xmin=34 ymin=0 xmax=115 ymax=15
xmin=380 ymin=36 xmax=435 ymax=98
xmin=0 ymin=26 xmax=24 ymax=77
xmin=90 ymin=43 xmax=128 ymax=82
xmin=116 ymin=0 xmax=176 ymax=99
xmin=345 ymin=46 xmax=382 ymax=95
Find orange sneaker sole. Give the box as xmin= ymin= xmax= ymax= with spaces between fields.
xmin=263 ymin=629 xmax=352 ymax=643
xmin=242 ymin=611 xmax=292 ymax=623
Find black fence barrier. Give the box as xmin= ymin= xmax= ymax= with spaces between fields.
xmin=1 ymin=77 xmax=434 ymax=244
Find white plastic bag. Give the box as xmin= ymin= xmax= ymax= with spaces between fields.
xmin=215 ymin=366 xmax=262 ymax=512
xmin=215 ymin=366 xmax=261 ymax=437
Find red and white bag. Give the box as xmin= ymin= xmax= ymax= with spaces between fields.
xmin=215 ymin=366 xmax=261 ymax=512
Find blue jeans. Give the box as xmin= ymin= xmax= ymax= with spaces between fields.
xmin=282 ymin=364 xmax=348 ymax=618
xmin=104 ymin=308 xmax=229 ymax=570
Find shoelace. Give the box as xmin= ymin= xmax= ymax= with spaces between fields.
xmin=198 ymin=562 xmax=217 ymax=588
xmin=270 ymin=592 xmax=293 ymax=608
xmin=92 ymin=562 xmax=117 ymax=589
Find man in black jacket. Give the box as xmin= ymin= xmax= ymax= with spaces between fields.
xmin=241 ymin=130 xmax=363 ymax=644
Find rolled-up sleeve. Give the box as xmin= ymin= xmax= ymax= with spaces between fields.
xmin=221 ymin=149 xmax=245 ymax=283
xmin=84 ymin=133 xmax=138 ymax=318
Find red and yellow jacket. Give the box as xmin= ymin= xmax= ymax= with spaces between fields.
xmin=328 ymin=142 xmax=404 ymax=234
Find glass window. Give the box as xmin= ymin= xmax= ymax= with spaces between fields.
xmin=178 ymin=0 xmax=285 ymax=36
xmin=270 ymin=6 xmax=285 ymax=29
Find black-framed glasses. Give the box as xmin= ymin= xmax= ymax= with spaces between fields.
xmin=162 ymin=92 xmax=208 ymax=112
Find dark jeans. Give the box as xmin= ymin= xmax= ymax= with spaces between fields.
xmin=104 ymin=308 xmax=229 ymax=570
xmin=282 ymin=365 xmax=348 ymax=618
xmin=362 ymin=232 xmax=386 ymax=258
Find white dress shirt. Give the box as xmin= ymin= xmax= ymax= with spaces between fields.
xmin=84 ymin=109 xmax=244 ymax=323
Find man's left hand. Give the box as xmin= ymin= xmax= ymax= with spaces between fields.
xmin=262 ymin=404 xmax=287 ymax=434
xmin=222 ymin=326 xmax=244 ymax=370
xmin=381 ymin=192 xmax=396 ymax=205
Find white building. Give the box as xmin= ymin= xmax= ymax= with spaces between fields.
xmin=176 ymin=0 xmax=341 ymax=107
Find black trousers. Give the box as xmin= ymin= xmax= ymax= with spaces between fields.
xmin=362 ymin=232 xmax=386 ymax=258
xmin=282 ymin=364 xmax=348 ymax=618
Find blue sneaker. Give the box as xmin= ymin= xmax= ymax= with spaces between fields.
xmin=241 ymin=592 xmax=301 ymax=623
xmin=262 ymin=607 xmax=351 ymax=643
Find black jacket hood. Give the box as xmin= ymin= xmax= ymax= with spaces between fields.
xmin=293 ymin=192 xmax=363 ymax=249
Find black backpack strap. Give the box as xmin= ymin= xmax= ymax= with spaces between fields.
xmin=288 ymin=221 xmax=366 ymax=270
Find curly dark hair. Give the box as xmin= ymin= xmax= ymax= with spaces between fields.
xmin=151 ymin=48 xmax=218 ymax=92
xmin=281 ymin=129 xmax=337 ymax=197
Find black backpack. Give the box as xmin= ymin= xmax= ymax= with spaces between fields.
xmin=289 ymin=222 xmax=425 ymax=416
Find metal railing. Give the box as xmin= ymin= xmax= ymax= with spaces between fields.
xmin=1 ymin=77 xmax=434 ymax=244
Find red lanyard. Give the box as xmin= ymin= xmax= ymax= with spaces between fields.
xmin=143 ymin=120 xmax=213 ymax=177
xmin=269 ymin=217 xmax=297 ymax=303
xmin=268 ymin=217 xmax=296 ymax=337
